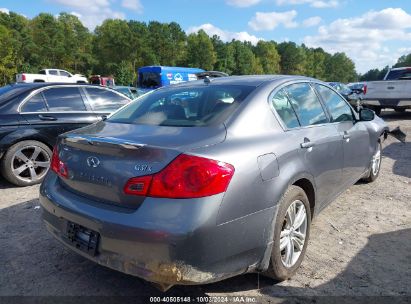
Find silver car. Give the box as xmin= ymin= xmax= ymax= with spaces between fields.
xmin=40 ymin=75 xmax=388 ymax=291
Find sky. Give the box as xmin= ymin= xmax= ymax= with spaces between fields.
xmin=1 ymin=0 xmax=411 ymax=74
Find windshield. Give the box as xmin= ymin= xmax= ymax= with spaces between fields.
xmin=108 ymin=85 xmax=255 ymax=127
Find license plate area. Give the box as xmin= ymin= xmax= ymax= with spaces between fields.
xmin=66 ymin=221 xmax=99 ymax=256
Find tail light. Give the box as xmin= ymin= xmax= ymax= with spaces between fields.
xmin=51 ymin=146 xmax=68 ymax=178
xmin=124 ymin=175 xmax=153 ymax=196
xmin=124 ymin=154 xmax=235 ymax=199
xmin=363 ymin=84 xmax=367 ymax=95
xmin=21 ymin=74 xmax=26 ymax=81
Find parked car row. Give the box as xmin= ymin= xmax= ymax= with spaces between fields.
xmin=328 ymin=82 xmax=363 ymax=107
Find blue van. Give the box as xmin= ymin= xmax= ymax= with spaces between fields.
xmin=137 ymin=66 xmax=204 ymax=90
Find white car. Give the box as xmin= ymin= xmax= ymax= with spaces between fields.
xmin=16 ymin=69 xmax=88 ymax=84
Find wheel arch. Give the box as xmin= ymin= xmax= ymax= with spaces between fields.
xmin=257 ymin=173 xmax=317 ymax=272
xmin=0 ymin=129 xmax=55 ymax=158
xmin=292 ymin=178 xmax=316 ymax=219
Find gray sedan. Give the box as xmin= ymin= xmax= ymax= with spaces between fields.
xmin=39 ymin=75 xmax=388 ymax=291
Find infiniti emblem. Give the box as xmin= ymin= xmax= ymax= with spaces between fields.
xmin=87 ymin=156 xmax=100 ymax=168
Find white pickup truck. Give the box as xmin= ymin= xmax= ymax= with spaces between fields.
xmin=16 ymin=69 xmax=88 ymax=84
xmin=362 ymin=67 xmax=411 ymax=115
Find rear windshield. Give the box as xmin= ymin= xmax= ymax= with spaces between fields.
xmin=138 ymin=72 xmax=161 ymax=89
xmin=0 ymin=85 xmax=30 ymax=104
xmin=385 ymin=69 xmax=411 ymax=80
xmin=108 ymin=85 xmax=255 ymax=127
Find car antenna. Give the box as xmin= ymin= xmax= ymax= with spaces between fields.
xmin=204 ymin=76 xmax=211 ymax=84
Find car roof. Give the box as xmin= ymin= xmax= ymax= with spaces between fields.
xmin=170 ymin=75 xmax=315 ymax=88
xmin=8 ymin=82 xmax=94 ymax=89
xmin=138 ymin=66 xmax=205 ymax=73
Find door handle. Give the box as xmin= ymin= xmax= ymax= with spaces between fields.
xmin=343 ymin=132 xmax=350 ymax=140
xmin=300 ymin=138 xmax=315 ymax=149
xmin=38 ymin=114 xmax=57 ymax=121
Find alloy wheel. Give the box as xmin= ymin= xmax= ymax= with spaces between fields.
xmin=280 ymin=200 xmax=308 ymax=268
xmin=10 ymin=145 xmax=50 ymax=183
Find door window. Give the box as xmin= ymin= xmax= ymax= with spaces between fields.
xmin=48 ymin=70 xmax=58 ymax=76
xmin=21 ymin=93 xmax=47 ymax=112
xmin=59 ymin=70 xmax=71 ymax=77
xmin=85 ymin=88 xmax=129 ymax=112
xmin=284 ymin=83 xmax=328 ymax=127
xmin=315 ymin=84 xmax=354 ymax=122
xmin=271 ymin=88 xmax=300 ymax=129
xmin=43 ymin=87 xmax=87 ymax=111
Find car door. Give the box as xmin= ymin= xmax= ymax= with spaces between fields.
xmin=83 ymin=87 xmax=130 ymax=118
xmin=272 ymin=82 xmax=344 ymax=208
xmin=20 ymin=86 xmax=99 ymax=145
xmin=314 ymin=84 xmax=371 ymax=186
xmin=47 ymin=69 xmax=59 ymax=82
xmin=59 ymin=70 xmax=72 ymax=82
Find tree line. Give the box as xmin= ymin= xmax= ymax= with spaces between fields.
xmin=0 ymin=11 xmax=364 ymax=86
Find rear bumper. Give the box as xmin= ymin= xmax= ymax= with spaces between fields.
xmin=362 ymin=99 xmax=411 ymax=108
xmin=40 ymin=173 xmax=274 ymax=286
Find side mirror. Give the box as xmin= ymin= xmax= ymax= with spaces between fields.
xmin=359 ymin=108 xmax=375 ymax=121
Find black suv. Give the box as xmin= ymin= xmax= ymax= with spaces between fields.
xmin=0 ymin=83 xmax=131 ymax=186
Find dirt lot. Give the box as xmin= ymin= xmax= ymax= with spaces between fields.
xmin=0 ymin=111 xmax=410 ymax=302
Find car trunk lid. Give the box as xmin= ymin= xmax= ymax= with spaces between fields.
xmin=57 ymin=122 xmax=226 ymax=208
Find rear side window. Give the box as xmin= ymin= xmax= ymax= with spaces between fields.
xmin=108 ymin=85 xmax=255 ymax=127
xmin=43 ymin=87 xmax=87 ymax=111
xmin=22 ymin=93 xmax=47 ymax=112
xmin=271 ymin=89 xmax=300 ymax=129
xmin=315 ymin=84 xmax=354 ymax=122
xmin=48 ymin=70 xmax=58 ymax=76
xmin=85 ymin=88 xmax=129 ymax=112
xmin=284 ymin=83 xmax=328 ymax=127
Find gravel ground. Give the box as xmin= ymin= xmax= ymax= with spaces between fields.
xmin=0 ymin=110 xmax=410 ymax=302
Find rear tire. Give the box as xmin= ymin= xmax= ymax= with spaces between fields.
xmin=263 ymin=185 xmax=311 ymax=281
xmin=0 ymin=140 xmax=52 ymax=187
xmin=362 ymin=141 xmax=382 ymax=183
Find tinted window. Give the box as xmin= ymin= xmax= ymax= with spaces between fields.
xmin=38 ymin=70 xmax=46 ymax=75
xmin=316 ymin=84 xmax=353 ymax=122
xmin=0 ymin=85 xmax=30 ymax=104
xmin=108 ymin=85 xmax=255 ymax=127
xmin=284 ymin=83 xmax=328 ymax=127
xmin=48 ymin=70 xmax=58 ymax=76
xmin=43 ymin=87 xmax=86 ymax=111
xmin=59 ymin=70 xmax=70 ymax=77
xmin=385 ymin=69 xmax=411 ymax=80
xmin=22 ymin=93 xmax=47 ymax=112
xmin=86 ymin=88 xmax=129 ymax=112
xmin=139 ymin=72 xmax=161 ymax=88
xmin=271 ymin=89 xmax=300 ymax=129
